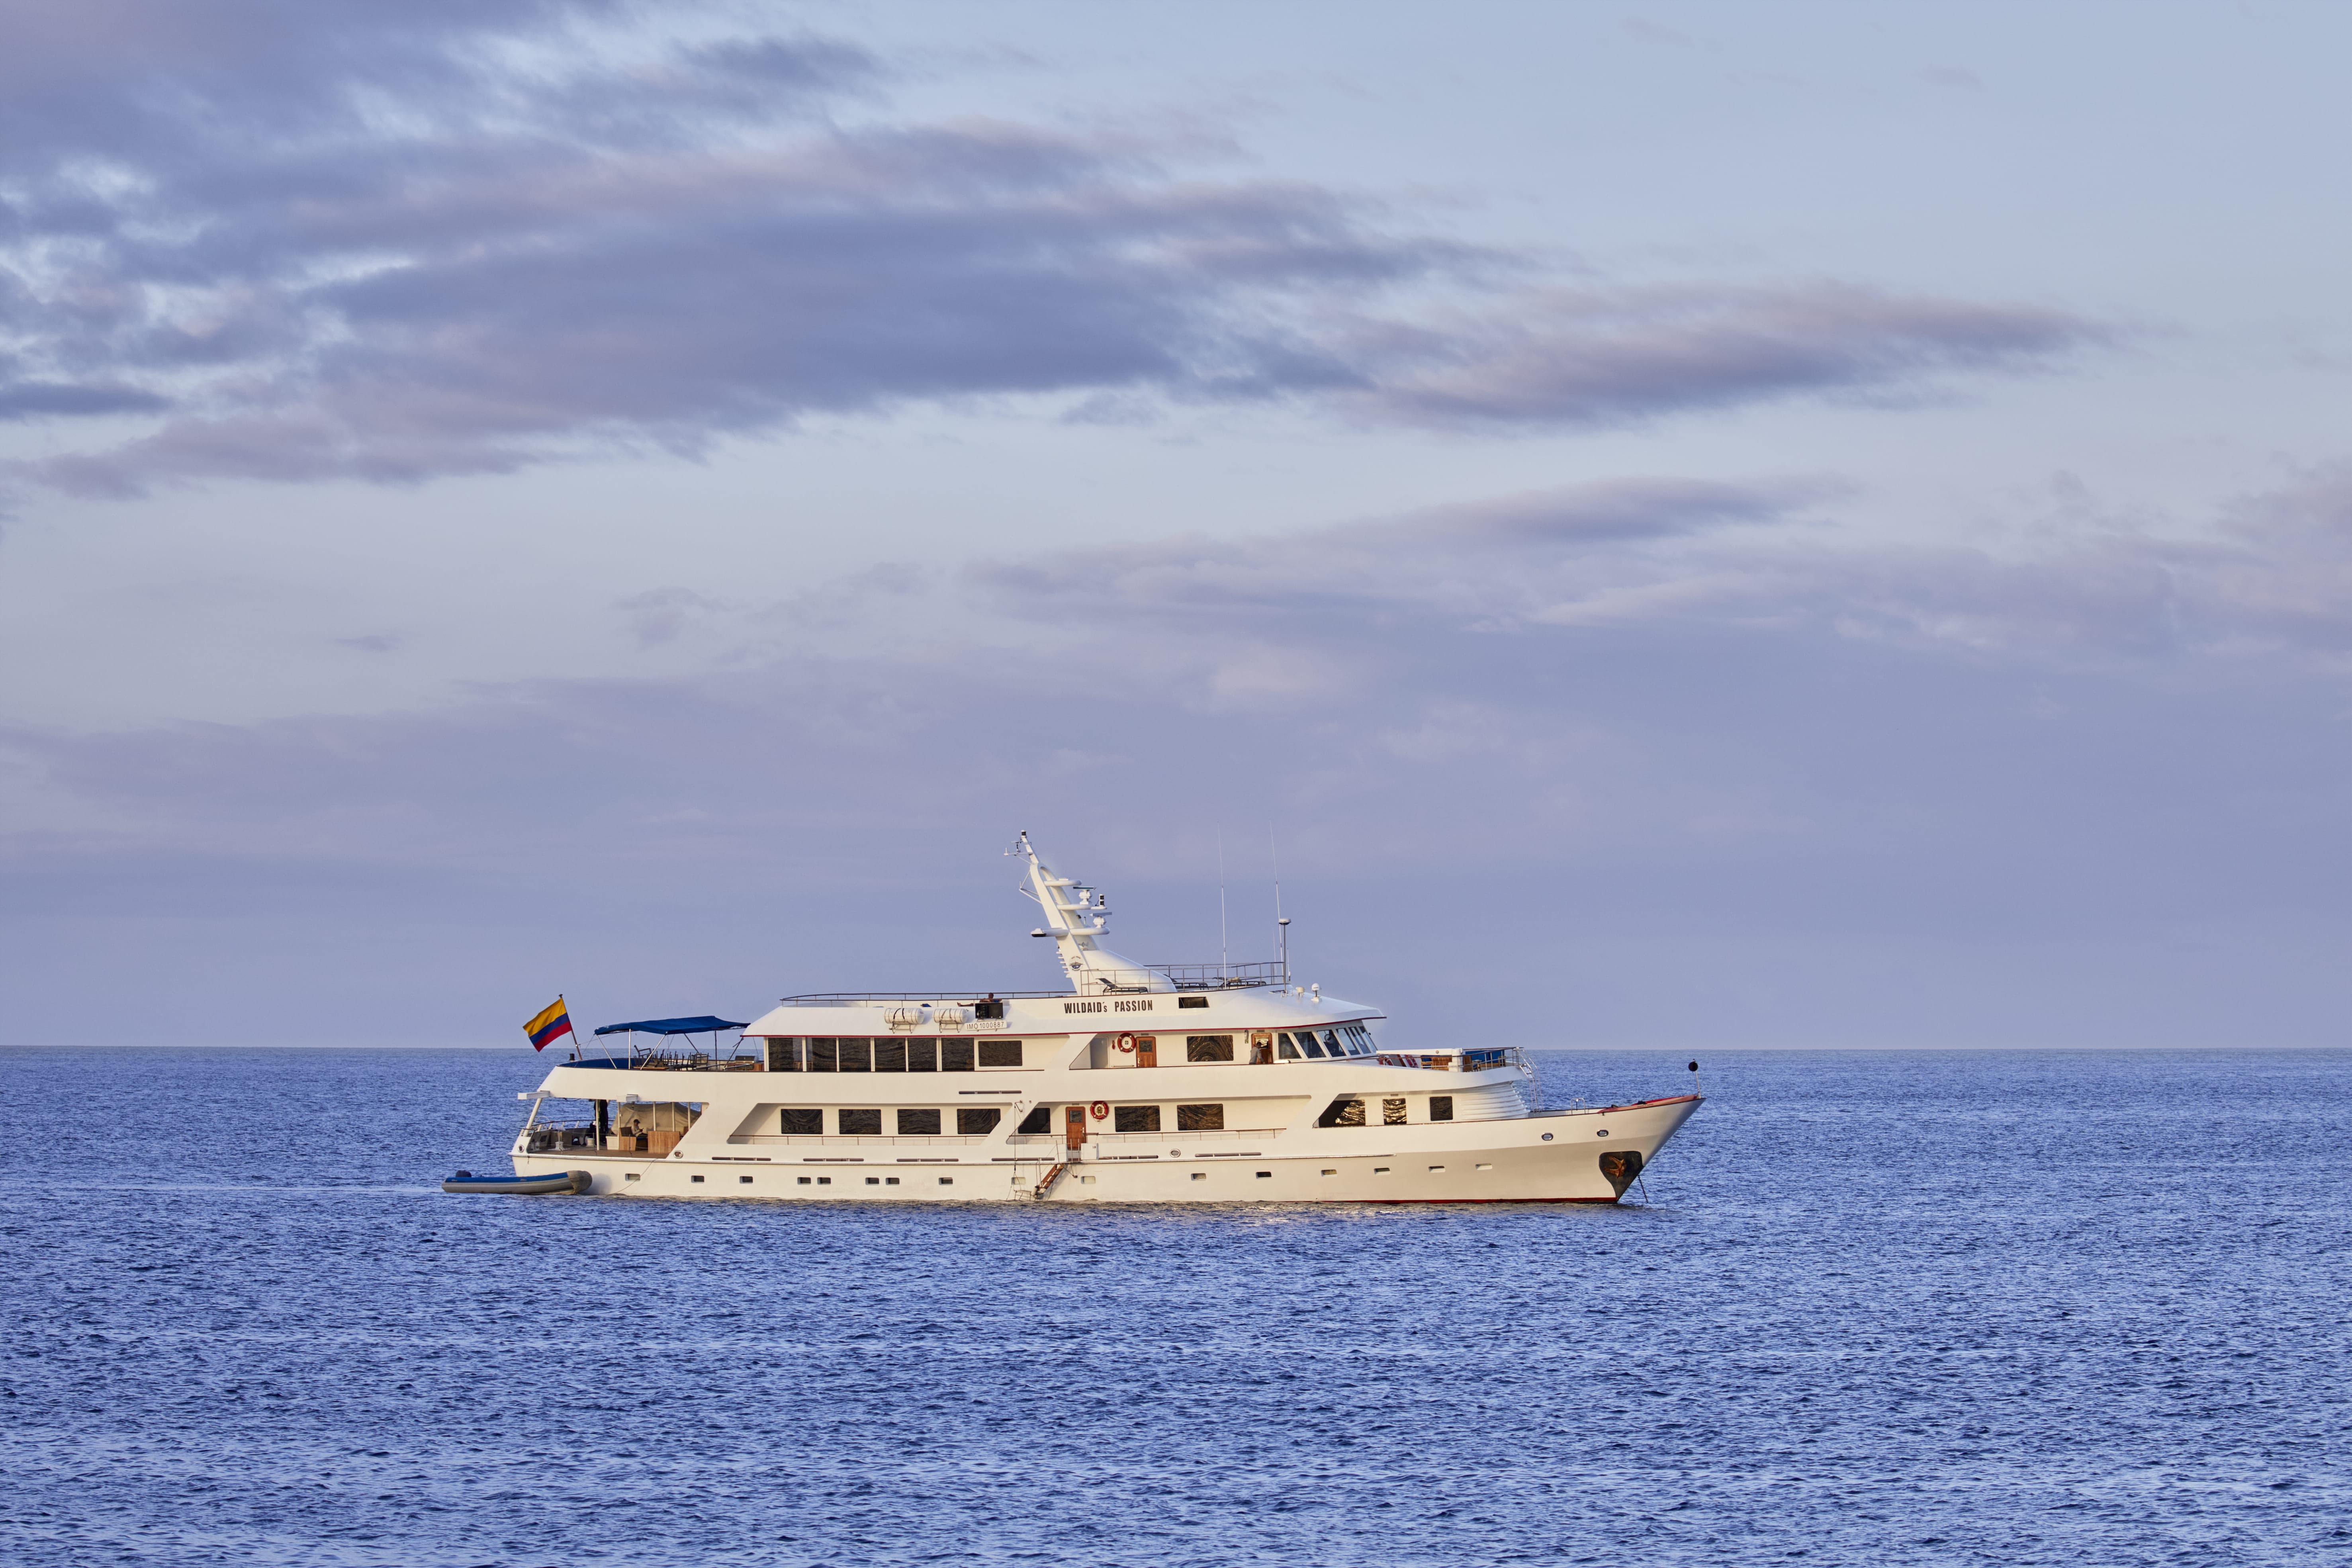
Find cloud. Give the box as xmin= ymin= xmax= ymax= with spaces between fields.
xmin=0 ymin=2 xmax=2105 ymax=495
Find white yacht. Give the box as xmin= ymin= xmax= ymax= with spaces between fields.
xmin=495 ymin=834 xmax=1702 ymax=1203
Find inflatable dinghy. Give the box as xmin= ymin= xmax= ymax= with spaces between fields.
xmin=442 ymin=1170 xmax=591 ymax=1195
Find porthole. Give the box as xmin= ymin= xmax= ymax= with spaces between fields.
xmin=738 ymin=1175 xmax=752 ymax=1184
xmin=1540 ymin=1132 xmax=1554 ymax=1141
xmin=939 ymin=1177 xmax=954 ymax=1186
xmin=1255 ymin=1171 xmax=1272 ymax=1179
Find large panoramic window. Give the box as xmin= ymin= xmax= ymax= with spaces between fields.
xmin=838 ymin=1108 xmax=882 ymax=1135
xmin=907 ymin=1038 xmax=938 ymax=1072
xmin=1317 ymin=1098 xmax=1366 ymax=1128
xmin=809 ymin=1037 xmax=839 ymax=1072
xmin=1383 ymin=1098 xmax=1407 ymax=1125
xmin=957 ymin=1107 xmax=1002 ymax=1135
xmin=897 ymin=1108 xmax=941 ymax=1135
xmin=1113 ymin=1105 xmax=1161 ymax=1133
xmin=1428 ymin=1096 xmax=1454 ymax=1122
xmin=777 ymin=1107 xmax=821 ymax=1135
xmin=765 ymin=1037 xmax=801 ymax=1072
xmin=875 ymin=1038 xmax=907 ymax=1072
xmin=1186 ymin=1035 xmax=1234 ymax=1063
xmin=1016 ymin=1105 xmax=1052 ymax=1134
xmin=1177 ymin=1103 xmax=1224 ymax=1131
xmin=976 ymin=1039 xmax=1024 ymax=1067
xmin=942 ymin=1039 xmax=975 ymax=1073
xmin=838 ymin=1038 xmax=873 ymax=1073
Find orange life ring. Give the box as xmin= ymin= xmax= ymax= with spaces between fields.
xmin=1114 ymin=1033 xmax=1136 ymax=1053
xmin=1089 ymin=1100 xmax=1109 ymax=1120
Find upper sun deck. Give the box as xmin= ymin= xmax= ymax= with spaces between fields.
xmin=742 ymin=977 xmax=1378 ymax=1040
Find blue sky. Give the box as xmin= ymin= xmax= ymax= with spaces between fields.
xmin=4 ymin=0 xmax=2348 ymax=1048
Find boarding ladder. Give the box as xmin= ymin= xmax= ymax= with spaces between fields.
xmin=1031 ymin=1162 xmax=1068 ymax=1201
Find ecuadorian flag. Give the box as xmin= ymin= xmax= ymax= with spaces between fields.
xmin=524 ymin=997 xmax=573 ymax=1051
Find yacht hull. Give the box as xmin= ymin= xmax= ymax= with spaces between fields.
xmin=511 ymin=1094 xmax=1700 ymax=1204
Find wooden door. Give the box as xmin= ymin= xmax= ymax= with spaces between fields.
xmin=1065 ymin=1104 xmax=1086 ymax=1150
xmin=1134 ymin=1034 xmax=1157 ymax=1067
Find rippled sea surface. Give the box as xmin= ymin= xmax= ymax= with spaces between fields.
xmin=2 ymin=1047 xmax=2346 ymax=1568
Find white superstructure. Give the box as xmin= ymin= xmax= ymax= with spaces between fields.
xmin=503 ymin=835 xmax=1701 ymax=1203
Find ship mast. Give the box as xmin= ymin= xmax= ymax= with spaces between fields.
xmin=1012 ymin=831 xmax=1174 ymax=995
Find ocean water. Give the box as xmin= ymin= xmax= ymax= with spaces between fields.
xmin=0 ymin=1046 xmax=2344 ymax=1568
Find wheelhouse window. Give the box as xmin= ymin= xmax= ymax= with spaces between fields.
xmin=942 ymin=1039 xmax=976 ymax=1073
xmin=839 ymin=1108 xmax=882 ymax=1135
xmin=1186 ymin=1034 xmax=1235 ymax=1063
xmin=1295 ymin=1032 xmax=1327 ymax=1059
xmin=1177 ymin=1103 xmax=1224 ymax=1131
xmin=1113 ymin=1105 xmax=1161 ymax=1133
xmin=957 ymin=1107 xmax=1002 ymax=1135
xmin=897 ymin=1108 xmax=941 ymax=1135
xmin=777 ymin=1107 xmax=822 ymax=1135
xmin=976 ymin=1039 xmax=1024 ymax=1068
xmin=1317 ymin=1098 xmax=1367 ymax=1128
xmin=1276 ymin=1033 xmax=1303 ymax=1060
xmin=1428 ymin=1096 xmax=1454 ymax=1122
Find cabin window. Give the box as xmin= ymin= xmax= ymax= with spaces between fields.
xmin=1178 ymin=995 xmax=1209 ymax=1010
xmin=839 ymin=1108 xmax=882 ymax=1135
xmin=1383 ymin=1097 xmax=1407 ymax=1125
xmin=907 ymin=1038 xmax=938 ymax=1072
xmin=897 ymin=1108 xmax=941 ymax=1135
xmin=1277 ymin=1035 xmax=1302 ymax=1061
xmin=838 ymin=1038 xmax=873 ymax=1073
xmin=1186 ymin=1035 xmax=1235 ymax=1063
xmin=808 ymin=1037 xmax=839 ymax=1072
xmin=1177 ymin=1103 xmax=1224 ymax=1131
xmin=778 ymin=1108 xmax=822 ymax=1135
xmin=942 ymin=1039 xmax=976 ymax=1073
xmin=1113 ymin=1105 xmax=1161 ymax=1133
xmin=973 ymin=999 xmax=1006 ymax=1020
xmin=1016 ymin=1105 xmax=1052 ymax=1134
xmin=1317 ymin=1098 xmax=1367 ymax=1128
xmin=765 ymin=1037 xmax=801 ymax=1072
xmin=957 ymin=1107 xmax=1002 ymax=1135
xmin=1428 ymin=1096 xmax=1454 ymax=1122
xmin=874 ymin=1039 xmax=907 ymax=1072
xmin=976 ymin=1039 xmax=1024 ymax=1068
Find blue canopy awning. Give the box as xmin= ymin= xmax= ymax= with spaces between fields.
xmin=593 ymin=1015 xmax=749 ymax=1037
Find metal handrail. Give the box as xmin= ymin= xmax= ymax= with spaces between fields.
xmin=779 ymin=960 xmax=1282 ymax=1007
